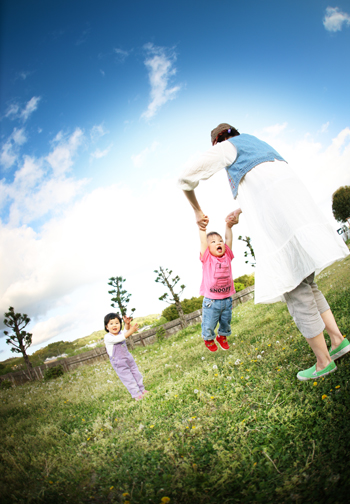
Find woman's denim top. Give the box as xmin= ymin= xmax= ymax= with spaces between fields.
xmin=226 ymin=134 xmax=286 ymax=198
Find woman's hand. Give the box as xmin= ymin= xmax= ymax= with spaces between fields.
xmin=195 ymin=210 xmax=209 ymax=231
xmin=225 ymin=208 xmax=242 ymax=227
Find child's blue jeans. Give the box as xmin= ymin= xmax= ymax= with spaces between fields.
xmin=201 ymin=296 xmax=232 ymax=341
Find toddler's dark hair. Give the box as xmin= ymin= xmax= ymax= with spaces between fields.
xmin=104 ymin=312 xmax=122 ymax=332
xmin=207 ymin=231 xmax=222 ymax=239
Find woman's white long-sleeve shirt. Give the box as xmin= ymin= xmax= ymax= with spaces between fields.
xmin=178 ymin=141 xmax=237 ymax=191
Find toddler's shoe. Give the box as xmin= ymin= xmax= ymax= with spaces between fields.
xmin=216 ymin=335 xmax=230 ymax=350
xmin=329 ymin=338 xmax=350 ymax=361
xmin=135 ymin=393 xmax=144 ymax=401
xmin=297 ymin=361 xmax=337 ymax=381
xmin=204 ymin=340 xmax=218 ymax=352
xmin=142 ymin=390 xmax=150 ymax=396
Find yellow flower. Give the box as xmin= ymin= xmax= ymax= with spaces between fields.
xmin=49 ymin=481 xmax=53 ymax=484
xmin=192 ymin=426 xmax=195 ymax=429
xmin=277 ymin=369 xmax=280 ymax=372
xmin=110 ymin=486 xmax=114 ymax=490
xmin=114 ymin=418 xmax=118 ymax=421
xmin=175 ymin=395 xmax=178 ymax=397
xmin=313 ymin=382 xmax=317 ymax=386
xmin=322 ymin=394 xmax=327 ymax=400
xmin=150 ymin=425 xmax=154 ymax=428
xmin=161 ymin=497 xmax=171 ymax=503
xmin=122 ymin=493 xmax=130 ymax=497
xmin=82 ymin=419 xmax=85 ymax=422
xmin=87 ymin=437 xmax=90 ymax=441
xmin=335 ymin=385 xmax=341 ymax=389
xmin=214 ymin=373 xmax=218 ymax=376
xmin=125 ymin=501 xmax=130 ymax=504
xmin=210 ymin=396 xmax=214 ymax=399
xmin=191 ymin=416 xmax=196 ymax=419
xmin=268 ymin=344 xmax=271 ymax=347
xmin=253 ymin=462 xmax=257 ymax=466
xmin=186 ymin=426 xmax=189 ymax=429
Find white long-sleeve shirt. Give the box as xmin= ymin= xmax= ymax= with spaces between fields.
xmin=178 ymin=141 xmax=237 ymax=191
xmin=104 ymin=330 xmax=126 ymax=357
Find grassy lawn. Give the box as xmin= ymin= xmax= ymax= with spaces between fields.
xmin=1 ymin=255 xmax=350 ymax=504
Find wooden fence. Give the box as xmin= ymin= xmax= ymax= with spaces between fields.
xmin=0 ymin=285 xmax=254 ymax=386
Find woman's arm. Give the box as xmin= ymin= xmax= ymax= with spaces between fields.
xmin=182 ymin=189 xmax=209 ymax=231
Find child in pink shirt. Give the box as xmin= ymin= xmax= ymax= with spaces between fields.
xmin=200 ymin=222 xmax=235 ymax=352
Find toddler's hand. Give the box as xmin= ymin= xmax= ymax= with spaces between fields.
xmin=130 ymin=323 xmax=139 ymax=333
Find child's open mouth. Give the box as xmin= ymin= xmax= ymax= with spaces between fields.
xmin=217 ymin=246 xmax=222 ymax=253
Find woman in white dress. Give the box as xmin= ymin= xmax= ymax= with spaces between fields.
xmin=178 ymin=123 xmax=350 ymax=381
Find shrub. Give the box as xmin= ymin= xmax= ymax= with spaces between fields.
xmin=234 ymin=282 xmax=245 ymax=292
xmin=0 ymin=379 xmax=12 ymax=390
xmin=156 ymin=325 xmax=166 ymax=343
xmin=162 ymin=296 xmax=204 ymax=322
xmin=43 ymin=365 xmax=64 ymax=381
xmin=233 ymin=273 xmax=255 ymax=288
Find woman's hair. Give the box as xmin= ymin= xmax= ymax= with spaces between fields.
xmin=211 ymin=123 xmax=240 ymax=145
xmin=104 ymin=312 xmax=122 ymax=332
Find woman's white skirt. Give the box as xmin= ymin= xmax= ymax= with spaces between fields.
xmin=238 ymin=160 xmax=349 ymax=304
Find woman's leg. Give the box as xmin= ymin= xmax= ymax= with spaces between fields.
xmin=320 ymin=309 xmax=344 ymax=351
xmin=284 ymin=274 xmax=332 ymax=372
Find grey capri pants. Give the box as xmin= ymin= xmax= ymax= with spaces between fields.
xmin=284 ymin=273 xmax=330 ymax=339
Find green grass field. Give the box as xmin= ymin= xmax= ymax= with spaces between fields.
xmin=1 ymin=254 xmax=350 ymax=504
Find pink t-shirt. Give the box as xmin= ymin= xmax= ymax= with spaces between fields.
xmin=200 ymin=245 xmax=235 ymax=299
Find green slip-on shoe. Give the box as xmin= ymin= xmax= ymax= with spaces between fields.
xmin=297 ymin=361 xmax=337 ymax=381
xmin=329 ymin=338 xmax=350 ymax=361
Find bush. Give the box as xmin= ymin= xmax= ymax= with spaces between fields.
xmin=234 ymin=282 xmax=245 ymax=292
xmin=0 ymin=379 xmax=12 ymax=390
xmin=162 ymin=296 xmax=204 ymax=322
xmin=233 ymin=273 xmax=255 ymax=288
xmin=43 ymin=365 xmax=64 ymax=381
xmin=156 ymin=325 xmax=166 ymax=343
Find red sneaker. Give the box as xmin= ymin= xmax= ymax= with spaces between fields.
xmin=216 ymin=335 xmax=230 ymax=350
xmin=205 ymin=340 xmax=218 ymax=352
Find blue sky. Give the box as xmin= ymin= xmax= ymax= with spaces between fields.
xmin=1 ymin=0 xmax=350 ymax=360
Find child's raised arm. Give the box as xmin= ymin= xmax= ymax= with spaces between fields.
xmin=124 ymin=322 xmax=139 ymax=339
xmin=225 ymin=223 xmax=233 ymax=250
xmin=199 ymin=227 xmax=208 ymax=257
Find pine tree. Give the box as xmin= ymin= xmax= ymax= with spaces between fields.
xmin=3 ymin=307 xmax=33 ymax=370
xmin=107 ymin=276 xmax=136 ymax=318
xmin=154 ymin=267 xmax=187 ymax=329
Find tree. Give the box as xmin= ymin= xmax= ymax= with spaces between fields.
xmin=238 ymin=235 xmax=256 ymax=267
xmin=154 ymin=267 xmax=187 ymax=329
xmin=332 ymin=186 xmax=350 ymax=225
xmin=107 ymin=276 xmax=136 ymax=318
xmin=3 ymin=307 xmax=33 ymax=370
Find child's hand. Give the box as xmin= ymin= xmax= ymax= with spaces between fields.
xmin=130 ymin=323 xmax=139 ymax=334
xmin=123 ymin=315 xmax=132 ymax=325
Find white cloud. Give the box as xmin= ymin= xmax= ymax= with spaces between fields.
xmin=323 ymin=6 xmax=350 ymax=32
xmin=131 ymin=141 xmax=160 ymax=167
xmin=90 ymin=123 xmax=109 ymax=142
xmin=90 ymin=146 xmax=112 ymax=159
xmin=320 ymin=122 xmax=330 ymax=133
xmin=261 ymin=122 xmax=287 ymax=137
xmin=141 ymin=43 xmax=181 ymax=120
xmin=1 ymin=130 xmax=87 ymax=226
xmin=0 ymin=128 xmax=27 ymax=169
xmin=113 ymin=47 xmax=130 ymax=62
xmin=46 ymin=128 xmax=84 ymax=176
xmin=5 ymin=103 xmax=20 ymax=118
xmin=20 ymin=96 xmax=41 ymax=122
